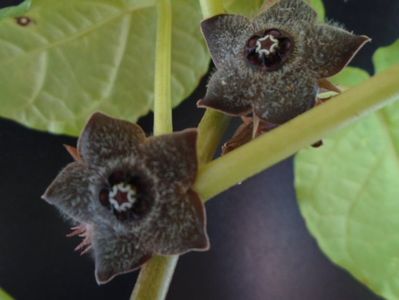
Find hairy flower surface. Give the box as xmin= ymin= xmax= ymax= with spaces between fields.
xmin=42 ymin=113 xmax=209 ymax=284
xmin=198 ymin=0 xmax=370 ymax=124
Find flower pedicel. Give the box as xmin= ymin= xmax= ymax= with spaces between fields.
xmin=42 ymin=113 xmax=209 ymax=284
xmin=198 ymin=0 xmax=370 ymax=125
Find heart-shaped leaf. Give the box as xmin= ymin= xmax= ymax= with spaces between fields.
xmin=374 ymin=39 xmax=399 ymax=73
xmin=224 ymin=0 xmax=263 ymax=16
xmin=0 ymin=289 xmax=13 ymax=300
xmin=295 ymin=40 xmax=399 ymax=299
xmin=309 ymin=0 xmax=325 ymax=21
xmin=330 ymin=66 xmax=370 ymax=88
xmin=0 ymin=0 xmax=209 ymax=135
xmin=224 ymin=0 xmax=325 ymax=19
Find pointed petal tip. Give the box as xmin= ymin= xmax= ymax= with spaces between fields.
xmin=192 ymin=232 xmax=211 ymax=252
xmin=197 ymin=98 xmax=218 ymax=111
xmin=200 ymin=13 xmax=229 ymax=31
xmin=196 ymin=99 xmax=206 ymax=108
xmin=341 ymin=34 xmax=371 ymax=70
xmin=95 ymin=254 xmax=151 ymax=285
xmin=356 ymin=35 xmax=372 ymax=47
xmin=313 ymin=28 xmax=372 ymax=78
xmin=197 ymin=97 xmax=223 ymax=112
xmin=41 ymin=193 xmax=48 ymax=202
xmin=360 ymin=35 xmax=372 ymax=43
xmin=87 ymin=111 xmax=108 ymax=123
xmin=95 ymin=268 xmax=115 ymax=285
xmin=197 ymin=97 xmax=250 ymax=116
xmin=41 ymin=188 xmax=52 ymax=204
xmin=82 ymin=112 xmax=110 ymax=135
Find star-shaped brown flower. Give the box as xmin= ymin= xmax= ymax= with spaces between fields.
xmin=42 ymin=113 xmax=209 ymax=284
xmin=198 ymin=0 xmax=370 ymax=124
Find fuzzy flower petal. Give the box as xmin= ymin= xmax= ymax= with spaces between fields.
xmin=145 ymin=189 xmax=209 ymax=255
xmin=198 ymin=63 xmax=252 ymax=116
xmin=93 ymin=224 xmax=151 ymax=284
xmin=252 ymin=67 xmax=318 ymax=123
xmin=253 ymin=0 xmax=316 ymax=29
xmin=43 ymin=112 xmax=208 ymax=284
xmin=78 ymin=112 xmax=146 ymax=166
xmin=42 ymin=162 xmax=96 ymax=223
xmin=307 ymin=24 xmax=371 ymax=78
xmin=199 ymin=0 xmax=369 ymax=125
xmin=142 ymin=129 xmax=198 ymax=188
xmin=201 ymin=14 xmax=252 ymax=68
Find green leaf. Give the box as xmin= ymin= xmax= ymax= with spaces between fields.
xmin=309 ymin=0 xmax=325 ymax=21
xmin=0 ymin=289 xmax=14 ymax=300
xmin=224 ymin=0 xmax=263 ymax=16
xmin=330 ymin=66 xmax=370 ymax=89
xmin=0 ymin=0 xmax=209 ymax=135
xmin=223 ymin=0 xmax=325 ymax=19
xmin=373 ymin=39 xmax=399 ymax=73
xmin=295 ymin=40 xmax=399 ymax=299
xmin=0 ymin=0 xmax=31 ymax=20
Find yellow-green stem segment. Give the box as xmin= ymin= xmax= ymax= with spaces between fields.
xmin=131 ymin=1 xmax=175 ymax=299
xmin=197 ymin=110 xmax=230 ymax=165
xmin=197 ymin=0 xmax=229 ymax=165
xmin=130 ymin=256 xmax=178 ymax=300
xmin=0 ymin=288 xmax=14 ymax=300
xmin=153 ymin=0 xmax=173 ymax=135
xmin=199 ymin=0 xmax=224 ymax=18
xmin=132 ymin=1 xmax=228 ymax=299
xmin=195 ymin=64 xmax=399 ymax=201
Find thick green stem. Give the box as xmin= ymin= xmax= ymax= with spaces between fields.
xmin=0 ymin=288 xmax=14 ymax=300
xmin=199 ymin=0 xmax=224 ymax=18
xmin=131 ymin=1 xmax=175 ymax=299
xmin=197 ymin=0 xmax=229 ymax=165
xmin=194 ymin=64 xmax=399 ymax=201
xmin=132 ymin=0 xmax=227 ymax=299
xmin=197 ymin=110 xmax=230 ymax=165
xmin=153 ymin=0 xmax=172 ymax=135
xmin=130 ymin=256 xmax=178 ymax=300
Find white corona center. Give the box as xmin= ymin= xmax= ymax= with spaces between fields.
xmin=109 ymin=182 xmax=137 ymax=212
xmin=255 ymin=35 xmax=279 ymax=58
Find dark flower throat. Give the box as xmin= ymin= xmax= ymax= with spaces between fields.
xmin=245 ymin=28 xmax=293 ymax=71
xmin=99 ymin=170 xmax=151 ymax=221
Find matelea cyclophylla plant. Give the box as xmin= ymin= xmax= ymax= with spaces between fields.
xmin=198 ymin=0 xmax=370 ymax=125
xmin=42 ymin=113 xmax=209 ymax=284
xmin=41 ymin=0 xmax=371 ymax=288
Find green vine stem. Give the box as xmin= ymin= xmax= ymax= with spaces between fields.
xmin=130 ymin=256 xmax=178 ymax=300
xmin=195 ymin=64 xmax=399 ymax=202
xmin=197 ymin=110 xmax=230 ymax=165
xmin=199 ymin=0 xmax=224 ymax=18
xmin=131 ymin=1 xmax=228 ymax=299
xmin=197 ymin=0 xmax=230 ymax=165
xmin=153 ymin=0 xmax=172 ymax=135
xmin=131 ymin=0 xmax=176 ymax=299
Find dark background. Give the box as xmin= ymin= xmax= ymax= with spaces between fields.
xmin=1 ymin=0 xmax=398 ymax=299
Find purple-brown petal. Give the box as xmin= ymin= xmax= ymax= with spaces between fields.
xmin=201 ymin=14 xmax=253 ymax=68
xmin=253 ymin=0 xmax=317 ymax=30
xmin=252 ymin=68 xmax=318 ymax=124
xmin=199 ymin=67 xmax=252 ymax=116
xmin=307 ymin=24 xmax=370 ymax=78
xmin=42 ymin=162 xmax=95 ymax=223
xmin=78 ymin=112 xmax=146 ymax=166
xmin=145 ymin=189 xmax=209 ymax=255
xmin=92 ymin=224 xmax=151 ymax=285
xmin=141 ymin=129 xmax=198 ymax=188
